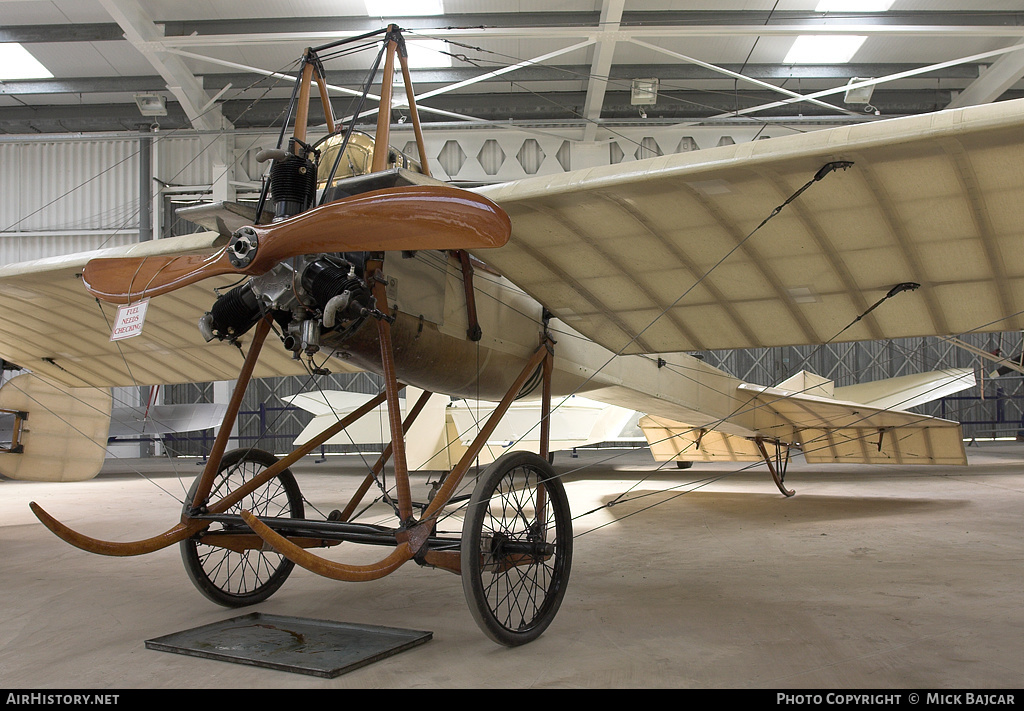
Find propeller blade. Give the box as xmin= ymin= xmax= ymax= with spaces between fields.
xmin=83 ymin=185 xmax=511 ymax=304
xmin=83 ymin=251 xmax=233 ymax=305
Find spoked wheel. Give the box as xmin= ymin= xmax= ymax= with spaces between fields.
xmin=180 ymin=448 xmax=304 ymax=607
xmin=461 ymin=451 xmax=573 ymax=646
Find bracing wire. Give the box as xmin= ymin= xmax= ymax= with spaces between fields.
xmin=8 ymin=27 xmax=1024 ymax=546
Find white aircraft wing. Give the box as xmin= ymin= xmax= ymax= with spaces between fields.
xmin=0 ymin=231 xmax=315 ymax=388
xmin=474 ymin=97 xmax=1024 ymax=356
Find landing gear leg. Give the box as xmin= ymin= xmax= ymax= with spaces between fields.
xmin=756 ymin=437 xmax=794 ymax=497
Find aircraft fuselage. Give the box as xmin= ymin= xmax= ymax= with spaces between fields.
xmin=320 ymin=251 xmax=757 ymax=439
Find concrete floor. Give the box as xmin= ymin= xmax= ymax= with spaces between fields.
xmin=1 ymin=443 xmax=1022 ymax=689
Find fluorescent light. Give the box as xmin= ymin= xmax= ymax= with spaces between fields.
xmin=365 ymin=0 xmax=444 ymax=16
xmin=0 ymin=43 xmax=53 ymax=80
xmin=816 ymin=0 xmax=894 ymax=10
xmin=784 ymin=35 xmax=867 ymax=64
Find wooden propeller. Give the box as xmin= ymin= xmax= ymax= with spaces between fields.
xmin=83 ymin=185 xmax=512 ymax=304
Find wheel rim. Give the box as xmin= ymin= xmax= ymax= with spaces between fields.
xmin=182 ymin=449 xmax=302 ymax=605
xmin=467 ymin=455 xmax=571 ymax=641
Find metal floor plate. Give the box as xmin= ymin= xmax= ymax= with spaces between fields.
xmin=145 ymin=613 xmax=432 ymax=678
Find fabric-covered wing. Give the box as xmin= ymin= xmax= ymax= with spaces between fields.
xmin=474 ymin=97 xmax=1024 ymax=355
xmin=0 ymin=233 xmax=315 ymax=388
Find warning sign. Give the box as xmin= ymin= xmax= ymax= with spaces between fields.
xmin=110 ymin=298 xmax=149 ymax=341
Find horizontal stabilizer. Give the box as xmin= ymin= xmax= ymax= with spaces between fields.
xmin=639 ymin=417 xmax=765 ymax=463
xmin=798 ymin=423 xmax=966 ymax=465
xmin=640 ymin=378 xmax=968 ymax=466
xmin=833 ymin=368 xmax=975 ymax=411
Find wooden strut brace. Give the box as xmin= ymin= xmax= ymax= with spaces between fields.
xmin=755 ymin=437 xmax=795 ymax=497
xmin=453 ymin=250 xmax=482 ymax=341
xmin=240 ymin=290 xmax=557 ymax=582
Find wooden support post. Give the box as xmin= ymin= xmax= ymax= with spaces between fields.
xmin=396 ymin=45 xmax=431 ymax=177
xmin=313 ymin=64 xmax=336 ymax=134
xmin=456 ymin=250 xmax=482 ymax=341
xmin=189 ymin=316 xmax=273 ymax=510
xmin=371 ymin=27 xmax=399 ymax=173
xmin=293 ymin=51 xmax=316 ymax=147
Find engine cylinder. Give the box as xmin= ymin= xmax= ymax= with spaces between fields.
xmin=301 ymin=259 xmax=363 ymax=308
xmin=205 ymin=282 xmax=262 ymax=339
xmin=270 ymin=154 xmax=317 ymax=219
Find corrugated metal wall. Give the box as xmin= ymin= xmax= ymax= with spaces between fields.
xmin=0 ymin=138 xmax=140 ymax=261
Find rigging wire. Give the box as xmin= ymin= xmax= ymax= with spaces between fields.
xmin=9 ymin=29 xmax=1024 ymax=547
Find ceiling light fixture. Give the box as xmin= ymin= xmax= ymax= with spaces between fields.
xmin=631 ymin=78 xmax=659 ymax=106
xmin=843 ymin=77 xmax=875 ymax=104
xmin=134 ymin=93 xmax=167 ymax=117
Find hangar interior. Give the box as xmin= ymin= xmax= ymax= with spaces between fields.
xmin=1 ymin=0 xmax=1023 ymax=688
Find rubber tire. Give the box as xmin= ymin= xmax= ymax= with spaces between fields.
xmin=461 ymin=451 xmax=573 ymax=646
xmin=180 ymin=448 xmax=304 ymax=607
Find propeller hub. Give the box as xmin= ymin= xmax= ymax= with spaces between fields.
xmin=228 ymin=227 xmax=259 ymax=268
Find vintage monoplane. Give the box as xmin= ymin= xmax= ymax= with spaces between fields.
xmin=3 ymin=25 xmax=1023 ymax=645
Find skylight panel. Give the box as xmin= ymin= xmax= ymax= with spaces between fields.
xmin=404 ymin=39 xmax=452 ymax=68
xmin=0 ymin=43 xmax=53 ymax=80
xmin=784 ymin=35 xmax=867 ymax=64
xmin=816 ymin=0 xmax=895 ymax=10
xmin=365 ymin=0 xmax=444 ymax=16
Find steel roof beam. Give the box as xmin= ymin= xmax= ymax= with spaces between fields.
xmin=947 ymin=39 xmax=1024 ymax=108
xmin=629 ymin=38 xmax=859 ymax=117
xmin=153 ymin=10 xmax=1024 ymax=39
xmin=153 ymin=22 xmax=1024 ymax=49
xmin=582 ymin=0 xmax=626 ymax=142
xmin=10 ymin=11 xmax=1024 ymax=47
xmin=98 ymin=0 xmax=228 ymax=132
xmin=707 ymin=41 xmax=1024 ymax=120
xmin=0 ymin=63 xmax=980 ymax=98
